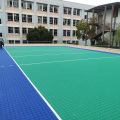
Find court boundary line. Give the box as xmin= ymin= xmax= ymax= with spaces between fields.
xmin=5 ymin=45 xmax=120 ymax=55
xmin=4 ymin=48 xmax=62 ymax=120
xmin=64 ymin=46 xmax=120 ymax=56
xmin=20 ymin=56 xmax=120 ymax=66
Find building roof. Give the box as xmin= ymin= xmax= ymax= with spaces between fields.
xmin=85 ymin=2 xmax=120 ymax=13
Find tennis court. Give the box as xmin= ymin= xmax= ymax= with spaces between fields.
xmin=3 ymin=46 xmax=120 ymax=119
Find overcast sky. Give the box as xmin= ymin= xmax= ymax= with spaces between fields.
xmin=65 ymin=0 xmax=119 ymax=6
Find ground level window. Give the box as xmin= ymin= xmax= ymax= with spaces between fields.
xmin=15 ymin=40 xmax=20 ymax=44
xmin=9 ymin=40 xmax=14 ymax=44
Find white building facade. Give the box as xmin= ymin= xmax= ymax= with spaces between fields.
xmin=0 ymin=0 xmax=93 ymax=44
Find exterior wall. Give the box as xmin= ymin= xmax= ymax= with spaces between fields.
xmin=0 ymin=0 xmax=93 ymax=45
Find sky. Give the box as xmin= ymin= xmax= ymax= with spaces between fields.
xmin=65 ymin=0 xmax=119 ymax=6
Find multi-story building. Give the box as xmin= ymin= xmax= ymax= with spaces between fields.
xmin=86 ymin=2 xmax=120 ymax=46
xmin=0 ymin=0 xmax=93 ymax=44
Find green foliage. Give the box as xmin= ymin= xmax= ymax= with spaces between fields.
xmin=76 ymin=19 xmax=86 ymax=40
xmin=26 ymin=26 xmax=53 ymax=43
xmin=95 ymin=41 xmax=108 ymax=47
xmin=112 ymin=24 xmax=120 ymax=48
xmin=76 ymin=17 xmax=96 ymax=42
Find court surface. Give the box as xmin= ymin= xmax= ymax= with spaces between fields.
xmin=4 ymin=46 xmax=120 ymax=119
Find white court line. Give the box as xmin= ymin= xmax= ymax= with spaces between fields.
xmin=4 ymin=48 xmax=62 ymax=120
xmin=20 ymin=56 xmax=120 ymax=66
xmin=8 ymin=49 xmax=76 ymax=53
xmin=13 ymin=52 xmax=91 ymax=57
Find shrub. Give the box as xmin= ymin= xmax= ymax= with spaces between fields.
xmin=26 ymin=26 xmax=53 ymax=43
xmin=95 ymin=41 xmax=108 ymax=47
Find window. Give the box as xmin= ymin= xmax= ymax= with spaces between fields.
xmin=38 ymin=16 xmax=42 ymax=23
xmin=54 ymin=29 xmax=57 ymax=36
xmin=54 ymin=6 xmax=58 ymax=13
xmin=27 ymin=2 xmax=32 ymax=10
xmin=38 ymin=3 xmax=42 ymax=11
xmin=50 ymin=17 xmax=53 ymax=24
xmin=7 ymin=0 xmax=12 ymax=7
xmin=22 ymin=28 xmax=27 ymax=34
xmin=8 ymin=27 xmax=13 ymax=33
xmin=63 ymin=19 xmax=71 ymax=26
xmin=8 ymin=13 xmax=13 ymax=21
xmin=63 ymin=30 xmax=66 ymax=36
xmin=63 ymin=19 xmax=67 ymax=25
xmin=21 ymin=1 xmax=26 ymax=9
xmin=43 ymin=17 xmax=47 ymax=24
xmin=54 ymin=18 xmax=58 ymax=25
xmin=67 ymin=30 xmax=70 ymax=36
xmin=50 ymin=5 xmax=58 ymax=13
xmin=73 ymin=8 xmax=77 ymax=15
xmin=28 ymin=28 xmax=32 ymax=32
xmin=15 ymin=27 xmax=19 ymax=34
xmin=0 ymin=33 xmax=2 ymax=37
xmin=13 ymin=0 xmax=19 ymax=8
xmin=73 ymin=8 xmax=81 ymax=16
xmin=43 ymin=4 xmax=47 ymax=12
xmin=73 ymin=20 xmax=79 ymax=26
xmin=15 ymin=40 xmax=20 ymax=44
xmin=73 ymin=30 xmax=76 ymax=36
xmin=50 ymin=29 xmax=58 ymax=36
xmin=68 ymin=8 xmax=71 ymax=15
xmin=64 ymin=7 xmax=67 ymax=14
xmin=14 ymin=14 xmax=19 ymax=22
xmin=84 ymin=15 xmax=87 ymax=19
xmin=77 ymin=9 xmax=80 ymax=16
xmin=28 ymin=15 xmax=32 ymax=23
xmin=64 ymin=7 xmax=71 ymax=15
xmin=50 ymin=5 xmax=53 ymax=12
xmin=50 ymin=17 xmax=58 ymax=25
xmin=22 ymin=14 xmax=26 ymax=22
xmin=0 ymin=19 xmax=1 ymax=24
xmin=63 ymin=30 xmax=71 ymax=36
xmin=68 ymin=19 xmax=71 ymax=26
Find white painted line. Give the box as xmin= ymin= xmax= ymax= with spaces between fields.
xmin=20 ymin=56 xmax=120 ymax=66
xmin=8 ymin=49 xmax=75 ymax=53
xmin=4 ymin=48 xmax=62 ymax=120
xmin=13 ymin=52 xmax=91 ymax=58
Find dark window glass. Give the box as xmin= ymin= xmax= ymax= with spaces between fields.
xmin=8 ymin=13 xmax=13 ymax=21
xmin=43 ymin=17 xmax=47 ymax=24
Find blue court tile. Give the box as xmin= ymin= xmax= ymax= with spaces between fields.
xmin=0 ymin=48 xmax=58 ymax=120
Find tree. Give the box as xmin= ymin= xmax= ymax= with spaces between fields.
xmin=76 ymin=17 xmax=97 ymax=46
xmin=26 ymin=26 xmax=53 ymax=43
xmin=112 ymin=24 xmax=120 ymax=48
